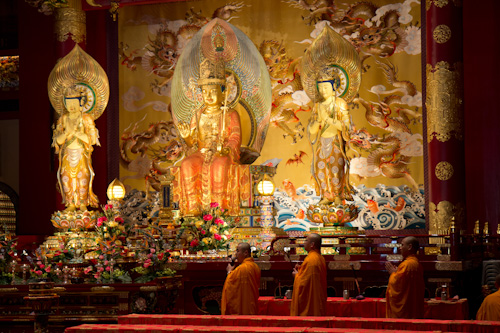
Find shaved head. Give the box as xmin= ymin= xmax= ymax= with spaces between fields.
xmin=309 ymin=233 xmax=322 ymax=249
xmin=238 ymin=242 xmax=251 ymax=255
xmin=403 ymin=237 xmax=419 ymax=253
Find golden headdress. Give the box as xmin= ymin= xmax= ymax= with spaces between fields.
xmin=48 ymin=44 xmax=109 ymax=120
xmin=301 ymin=25 xmax=361 ymax=103
xmin=198 ymin=57 xmax=226 ymax=87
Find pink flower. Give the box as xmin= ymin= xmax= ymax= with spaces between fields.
xmin=190 ymin=239 xmax=199 ymax=247
xmin=97 ymin=220 xmax=102 ymax=227
xmin=104 ymin=260 xmax=109 ymax=266
xmin=150 ymin=248 xmax=156 ymax=254
xmin=115 ymin=217 xmax=124 ymax=223
xmin=106 ymin=266 xmax=111 ymax=271
xmin=201 ymin=230 xmax=206 ymax=235
xmin=214 ymin=233 xmax=222 ymax=241
xmin=147 ymin=253 xmax=153 ymax=258
xmin=203 ymin=214 xmax=213 ymax=221
xmin=105 ymin=204 xmax=113 ymax=210
xmin=84 ymin=266 xmax=92 ymax=274
xmin=37 ymin=261 xmax=42 ymax=266
xmin=94 ymin=273 xmax=99 ymax=279
xmin=210 ymin=202 xmax=219 ymax=208
xmin=98 ymin=216 xmax=107 ymax=224
xmin=36 ymin=270 xmax=42 ymax=276
xmin=143 ymin=262 xmax=151 ymax=268
xmin=215 ymin=218 xmax=224 ymax=225
xmin=39 ymin=264 xmax=45 ymax=269
xmin=99 ymin=255 xmax=104 ymax=260
xmin=45 ymin=266 xmax=51 ymax=273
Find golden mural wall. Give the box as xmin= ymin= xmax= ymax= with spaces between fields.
xmin=118 ymin=0 xmax=424 ymax=230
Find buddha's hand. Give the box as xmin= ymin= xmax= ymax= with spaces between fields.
xmin=177 ymin=122 xmax=191 ymax=139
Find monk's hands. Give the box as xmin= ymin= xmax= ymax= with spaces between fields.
xmin=385 ymin=261 xmax=397 ymax=274
xmin=292 ymin=263 xmax=301 ymax=277
xmin=226 ymin=263 xmax=234 ymax=274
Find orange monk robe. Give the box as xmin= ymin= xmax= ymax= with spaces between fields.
xmin=290 ymin=249 xmax=327 ymax=316
xmin=221 ymin=257 xmax=261 ymax=315
xmin=477 ymin=290 xmax=500 ymax=321
xmin=386 ymin=254 xmax=425 ymax=319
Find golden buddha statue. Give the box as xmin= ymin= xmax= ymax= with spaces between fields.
xmin=52 ymin=85 xmax=100 ymax=211
xmin=308 ymin=68 xmax=354 ymax=205
xmin=176 ymin=58 xmax=242 ymax=216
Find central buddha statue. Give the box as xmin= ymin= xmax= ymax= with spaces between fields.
xmin=177 ymin=58 xmax=242 ymax=216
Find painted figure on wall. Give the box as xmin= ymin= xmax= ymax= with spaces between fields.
xmin=308 ymin=69 xmax=354 ymax=205
xmin=52 ymin=86 xmax=100 ymax=212
xmin=177 ymin=58 xmax=242 ymax=216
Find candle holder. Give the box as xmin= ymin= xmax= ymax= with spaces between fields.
xmin=22 ymin=264 xmax=28 ymax=284
xmin=10 ymin=260 xmax=17 ymax=285
xmin=62 ymin=266 xmax=70 ymax=284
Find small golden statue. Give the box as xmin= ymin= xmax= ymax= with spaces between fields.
xmin=177 ymin=57 xmax=242 ymax=216
xmin=48 ymin=44 xmax=109 ymax=213
xmin=52 ymin=85 xmax=100 ymax=211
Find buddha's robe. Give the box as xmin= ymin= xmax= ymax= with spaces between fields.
xmin=290 ymin=249 xmax=327 ymax=316
xmin=477 ymin=290 xmax=500 ymax=321
xmin=386 ymin=254 xmax=425 ymax=319
xmin=221 ymin=257 xmax=261 ymax=315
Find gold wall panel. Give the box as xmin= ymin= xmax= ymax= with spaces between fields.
xmin=426 ymin=61 xmax=463 ymax=142
xmin=429 ymin=201 xmax=464 ymax=234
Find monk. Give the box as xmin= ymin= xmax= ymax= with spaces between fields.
xmin=477 ymin=274 xmax=500 ymax=321
xmin=385 ymin=236 xmax=425 ymax=318
xmin=221 ymin=242 xmax=261 ymax=315
xmin=290 ymin=233 xmax=327 ymax=316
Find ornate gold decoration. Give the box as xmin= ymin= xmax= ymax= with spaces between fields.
xmin=301 ymin=25 xmax=361 ymax=103
xmin=437 ymin=254 xmax=451 ymax=261
xmin=256 ymin=262 xmax=272 ymax=271
xmin=110 ymin=1 xmax=120 ymax=21
xmin=426 ymin=0 xmax=431 ymax=10
xmin=48 ymin=44 xmax=109 ymax=120
xmin=334 ymin=254 xmax=351 ymax=261
xmin=328 ymin=261 xmax=360 ymax=270
xmin=198 ymin=58 xmax=226 ymax=86
xmin=429 ymin=201 xmax=465 ymax=234
xmin=431 ymin=0 xmax=449 ymax=8
xmin=140 ymin=286 xmax=160 ymax=292
xmin=435 ymin=261 xmax=463 ymax=271
xmin=387 ymin=255 xmax=403 ymax=261
xmin=424 ymin=247 xmax=441 ymax=255
xmin=435 ymin=161 xmax=454 ymax=181
xmin=433 ymin=25 xmax=452 ymax=44
xmin=484 ymin=221 xmax=490 ymax=236
xmin=474 ymin=220 xmax=480 ymax=235
xmin=54 ymin=6 xmax=86 ymax=43
xmin=426 ymin=61 xmax=463 ymax=142
xmin=86 ymin=0 xmax=103 ymax=7
xmin=0 ymin=288 xmax=18 ymax=292
xmin=91 ymin=286 xmax=115 ymax=292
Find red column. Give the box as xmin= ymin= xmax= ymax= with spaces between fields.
xmin=426 ymin=1 xmax=465 ymax=236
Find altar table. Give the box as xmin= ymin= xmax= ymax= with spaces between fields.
xmin=257 ymin=297 xmax=469 ymax=320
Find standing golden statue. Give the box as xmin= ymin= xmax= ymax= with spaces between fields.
xmin=52 ymin=85 xmax=100 ymax=211
xmin=171 ymin=18 xmax=272 ymax=216
xmin=308 ymin=68 xmax=353 ymax=205
xmin=48 ymin=44 xmax=109 ymax=212
xmin=302 ymin=25 xmax=361 ymax=225
xmin=177 ymin=58 xmax=242 ymax=215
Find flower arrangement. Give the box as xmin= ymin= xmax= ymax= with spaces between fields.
xmin=0 ymin=235 xmax=19 ymax=284
xmin=95 ymin=204 xmax=128 ymax=255
xmin=131 ymin=248 xmax=175 ymax=283
xmin=0 ymin=56 xmax=19 ymax=90
xmin=176 ymin=202 xmax=236 ymax=253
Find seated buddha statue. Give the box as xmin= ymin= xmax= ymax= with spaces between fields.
xmin=176 ymin=58 xmax=242 ymax=216
xmin=52 ymin=85 xmax=100 ymax=212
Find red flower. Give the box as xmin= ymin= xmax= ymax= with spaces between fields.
xmin=114 ymin=216 xmax=124 ymax=223
xmin=214 ymin=233 xmax=222 ymax=241
xmin=210 ymin=202 xmax=219 ymax=208
xmin=201 ymin=230 xmax=206 ymax=235
xmin=215 ymin=218 xmax=224 ymax=225
xmin=105 ymin=204 xmax=113 ymax=210
xmin=190 ymin=239 xmax=199 ymax=247
xmin=203 ymin=214 xmax=213 ymax=221
xmin=158 ymin=252 xmax=164 ymax=261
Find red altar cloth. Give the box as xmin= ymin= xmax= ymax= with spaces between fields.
xmin=258 ymin=297 xmax=469 ymax=320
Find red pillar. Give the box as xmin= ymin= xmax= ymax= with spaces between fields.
xmin=426 ymin=1 xmax=465 ymax=235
